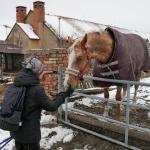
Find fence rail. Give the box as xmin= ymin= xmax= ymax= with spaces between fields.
xmin=58 ymin=67 xmax=150 ymax=150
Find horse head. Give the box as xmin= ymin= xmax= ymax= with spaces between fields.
xmin=64 ymin=30 xmax=114 ymax=89
xmin=64 ymin=37 xmax=90 ymax=89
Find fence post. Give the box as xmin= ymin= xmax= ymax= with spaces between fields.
xmin=125 ymin=84 xmax=130 ymax=145
xmin=57 ymin=66 xmax=64 ymax=121
xmin=65 ymin=98 xmax=69 ymax=122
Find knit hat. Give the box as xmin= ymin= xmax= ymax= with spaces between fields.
xmin=22 ymin=57 xmax=44 ymax=75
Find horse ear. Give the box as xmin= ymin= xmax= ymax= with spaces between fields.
xmin=81 ymin=33 xmax=87 ymax=47
xmin=67 ymin=36 xmax=74 ymax=46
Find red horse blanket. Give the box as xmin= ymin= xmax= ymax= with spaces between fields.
xmin=93 ymin=27 xmax=150 ymax=87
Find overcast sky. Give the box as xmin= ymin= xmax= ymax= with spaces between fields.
xmin=0 ymin=0 xmax=150 ymax=40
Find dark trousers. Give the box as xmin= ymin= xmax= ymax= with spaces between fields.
xmin=15 ymin=141 xmax=40 ymax=150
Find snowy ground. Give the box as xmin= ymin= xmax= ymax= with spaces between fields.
xmin=0 ymin=77 xmax=150 ymax=150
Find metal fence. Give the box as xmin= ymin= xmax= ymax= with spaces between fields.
xmin=57 ymin=67 xmax=150 ymax=150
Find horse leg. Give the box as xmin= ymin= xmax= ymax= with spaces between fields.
xmin=115 ymin=86 xmax=124 ymax=120
xmin=130 ymin=84 xmax=139 ymax=113
xmin=122 ymin=85 xmax=127 ymax=101
xmin=120 ymin=85 xmax=127 ymax=111
xmin=133 ymin=71 xmax=141 ymax=104
xmin=103 ymin=87 xmax=109 ymax=117
xmin=133 ymin=84 xmax=139 ymax=104
xmin=132 ymin=71 xmax=141 ymax=112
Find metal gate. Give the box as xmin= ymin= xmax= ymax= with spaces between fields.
xmin=57 ymin=67 xmax=150 ymax=150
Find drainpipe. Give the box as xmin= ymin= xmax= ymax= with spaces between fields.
xmin=0 ymin=53 xmax=4 ymax=81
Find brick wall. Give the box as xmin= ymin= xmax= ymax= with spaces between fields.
xmin=28 ymin=49 xmax=68 ymax=96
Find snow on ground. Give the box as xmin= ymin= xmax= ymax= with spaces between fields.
xmin=76 ymin=97 xmax=99 ymax=107
xmin=74 ymin=144 xmax=94 ymax=150
xmin=0 ymin=129 xmax=14 ymax=150
xmin=62 ymin=102 xmax=75 ymax=110
xmin=0 ymin=76 xmax=14 ymax=85
xmin=40 ymin=111 xmax=57 ymax=125
xmin=40 ymin=126 xmax=75 ymax=149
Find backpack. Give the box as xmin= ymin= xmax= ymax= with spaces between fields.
xmin=0 ymin=84 xmax=26 ymax=132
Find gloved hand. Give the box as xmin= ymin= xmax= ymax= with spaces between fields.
xmin=64 ymin=84 xmax=74 ymax=97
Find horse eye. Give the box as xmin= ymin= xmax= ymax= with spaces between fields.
xmin=85 ymin=46 xmax=92 ymax=52
xmin=76 ymin=57 xmax=82 ymax=62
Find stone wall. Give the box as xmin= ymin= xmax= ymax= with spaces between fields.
xmin=28 ymin=49 xmax=68 ymax=96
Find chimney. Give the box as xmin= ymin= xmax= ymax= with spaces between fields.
xmin=16 ymin=6 xmax=27 ymax=23
xmin=33 ymin=1 xmax=45 ymax=35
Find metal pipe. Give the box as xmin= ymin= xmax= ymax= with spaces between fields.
xmin=65 ymin=98 xmax=68 ymax=122
xmin=58 ymin=66 xmax=64 ymax=121
xmin=125 ymin=84 xmax=130 ymax=144
xmin=83 ymin=75 xmax=150 ymax=86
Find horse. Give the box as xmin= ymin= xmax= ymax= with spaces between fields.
xmin=64 ymin=27 xmax=150 ymax=120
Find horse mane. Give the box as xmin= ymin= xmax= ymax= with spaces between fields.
xmin=67 ymin=29 xmax=105 ymax=53
xmin=67 ymin=37 xmax=83 ymax=53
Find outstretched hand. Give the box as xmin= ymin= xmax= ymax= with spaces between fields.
xmin=64 ymin=84 xmax=74 ymax=97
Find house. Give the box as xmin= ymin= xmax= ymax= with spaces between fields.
xmin=1 ymin=1 xmax=150 ymax=72
xmin=0 ymin=40 xmax=24 ymax=73
xmin=1 ymin=1 xmax=65 ymax=72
